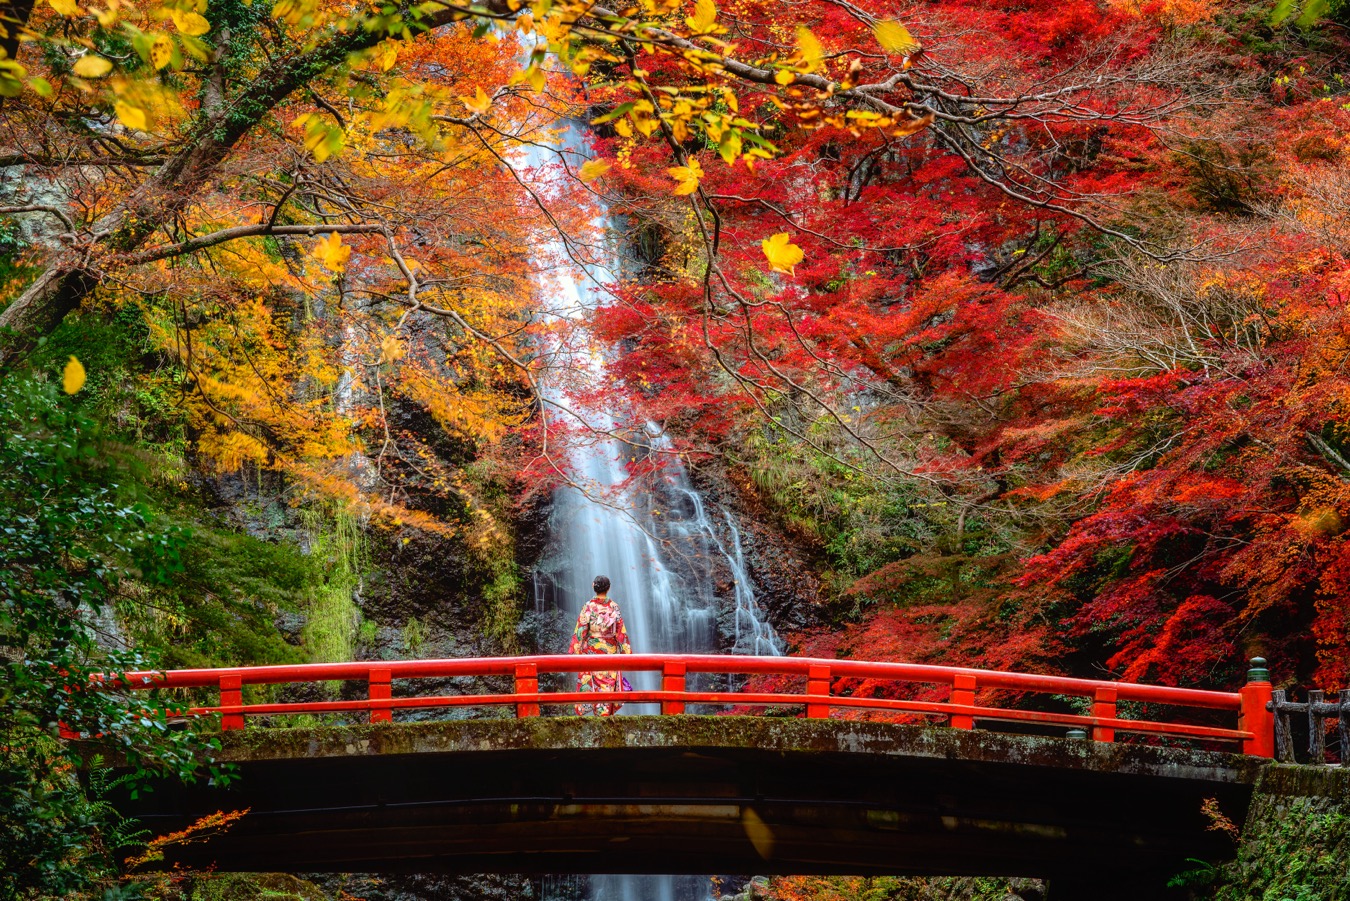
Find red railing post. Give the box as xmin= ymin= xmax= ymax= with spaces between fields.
xmin=950 ymin=673 xmax=976 ymax=730
xmin=515 ymin=663 xmax=539 ymax=718
xmin=1239 ymin=657 xmax=1275 ymax=758
xmin=1092 ymin=686 xmax=1117 ymax=743
xmin=219 ymin=673 xmax=244 ymax=731
xmin=662 ymin=660 xmax=687 ymax=715
xmin=369 ymin=668 xmax=392 ymax=724
xmin=806 ymin=664 xmax=831 ymax=719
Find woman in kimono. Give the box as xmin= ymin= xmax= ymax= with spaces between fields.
xmin=568 ymin=574 xmax=633 ymax=716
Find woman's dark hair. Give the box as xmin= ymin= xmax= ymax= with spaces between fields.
xmin=592 ymin=575 xmax=611 ymax=595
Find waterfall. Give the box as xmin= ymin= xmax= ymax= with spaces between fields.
xmin=524 ymin=123 xmax=780 ymax=901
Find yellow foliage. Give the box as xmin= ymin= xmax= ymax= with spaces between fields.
xmin=72 ymin=54 xmax=112 ymax=78
xmin=873 ymin=20 xmax=919 ymax=54
xmin=795 ymin=27 xmax=824 ymax=73
xmin=149 ymin=33 xmax=173 ymax=70
xmin=762 ymin=232 xmax=804 ymax=275
xmin=685 ymin=0 xmax=717 ymax=34
xmin=667 ymin=158 xmax=703 ymax=195
xmin=62 ymin=356 xmax=86 ymax=394
xmin=171 ymin=9 xmax=210 ymax=35
xmin=462 ymin=85 xmax=492 ymax=114
xmin=312 ymin=231 xmax=351 ymax=273
xmin=579 ymin=158 xmax=611 ymax=182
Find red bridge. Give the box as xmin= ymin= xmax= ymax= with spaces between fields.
xmin=101 ymin=655 xmax=1278 ymax=901
xmin=112 ymin=652 xmax=1276 ymax=752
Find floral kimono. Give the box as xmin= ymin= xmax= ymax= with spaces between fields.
xmin=568 ymin=597 xmax=633 ymax=716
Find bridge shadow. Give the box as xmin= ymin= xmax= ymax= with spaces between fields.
xmin=108 ymin=717 xmax=1265 ymax=898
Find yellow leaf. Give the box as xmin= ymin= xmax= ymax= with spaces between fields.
xmin=63 ymin=356 xmax=86 ymax=394
xmin=313 ymin=231 xmax=351 ymax=272
xmin=48 ymin=0 xmax=82 ymax=16
xmin=892 ymin=110 xmax=935 ymax=137
xmin=295 ymin=112 xmax=344 ymax=161
xmin=462 ymin=85 xmax=492 ymax=114
xmin=114 ymin=100 xmax=147 ymax=131
xmin=373 ymin=43 xmax=397 ymax=71
xmin=685 ymin=0 xmax=716 ymax=32
xmin=795 ymin=26 xmax=823 ymax=72
xmin=171 ymin=9 xmax=211 ymax=35
xmin=874 ymin=20 xmax=919 ymax=54
xmin=579 ymin=158 xmax=611 ymax=182
xmin=93 ymin=0 xmax=120 ymax=27
xmin=516 ymin=12 xmax=533 ymax=31
xmin=667 ymin=158 xmax=703 ymax=196
xmin=149 ymin=33 xmax=173 ymax=70
xmin=761 ymin=232 xmax=804 ymax=275
xmin=381 ymin=334 xmax=406 ymax=363
xmin=527 ymin=66 xmax=545 ymax=92
xmin=71 ymin=54 xmax=113 ymax=78
xmin=774 ymin=69 xmax=794 ymax=85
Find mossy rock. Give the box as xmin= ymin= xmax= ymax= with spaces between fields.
xmin=187 ymin=873 xmax=328 ymax=901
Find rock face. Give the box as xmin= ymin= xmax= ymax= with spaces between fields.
xmin=686 ymin=458 xmax=826 ymax=636
xmin=1205 ymin=765 xmax=1350 ymax=900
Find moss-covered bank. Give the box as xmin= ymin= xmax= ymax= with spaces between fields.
xmin=1202 ymin=765 xmax=1350 ymax=901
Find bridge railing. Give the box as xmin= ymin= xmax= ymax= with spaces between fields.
xmin=106 ymin=654 xmax=1276 ymax=756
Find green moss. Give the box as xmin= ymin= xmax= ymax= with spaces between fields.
xmin=301 ymin=506 xmax=366 ymax=665
xmin=1206 ymin=779 xmax=1350 ymax=901
xmin=184 ymin=873 xmax=327 ymax=901
xmin=764 ymin=875 xmax=1035 ymax=901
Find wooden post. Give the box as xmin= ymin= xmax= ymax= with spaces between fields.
xmin=950 ymin=673 xmax=976 ymax=730
xmin=806 ymin=664 xmax=831 ymax=719
xmin=515 ymin=663 xmax=539 ymax=718
xmin=662 ymin=661 xmax=686 ymax=715
xmin=369 ymin=667 xmax=392 ymax=724
xmin=219 ymin=673 xmax=244 ymax=731
xmin=1338 ymin=689 xmax=1349 ymax=766
xmin=1308 ymin=689 xmax=1326 ymax=763
xmin=1092 ymin=686 xmax=1117 ymax=743
xmin=1271 ymin=689 xmax=1294 ymax=762
xmin=1239 ymin=657 xmax=1275 ymax=759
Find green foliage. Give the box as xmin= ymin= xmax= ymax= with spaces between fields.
xmin=402 ymin=615 xmax=427 ymax=656
xmin=301 ymin=506 xmax=365 ymax=664
xmin=122 ymin=524 xmax=313 ymax=670
xmin=0 ymin=375 xmax=223 ymax=901
xmin=0 ymin=217 xmax=30 ymax=297
xmin=478 ymin=551 xmax=521 ymax=650
xmin=1208 ymin=798 xmax=1350 ymax=901
xmin=26 ymin=308 xmax=188 ymax=452
xmin=766 ymin=875 xmax=1037 ymax=901
xmin=740 ymin=417 xmax=1010 ymax=614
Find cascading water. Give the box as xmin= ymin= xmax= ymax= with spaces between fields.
xmin=524 ymin=122 xmax=780 ymax=901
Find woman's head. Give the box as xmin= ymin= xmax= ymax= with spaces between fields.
xmin=592 ymin=575 xmax=611 ymax=596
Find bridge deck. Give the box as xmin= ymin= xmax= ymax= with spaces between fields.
xmin=111 ymin=716 xmax=1264 ymax=882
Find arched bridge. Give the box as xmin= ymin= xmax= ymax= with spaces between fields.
xmin=102 ymin=655 xmax=1278 ymax=899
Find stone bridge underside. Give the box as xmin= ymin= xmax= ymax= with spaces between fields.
xmin=115 ymin=717 xmax=1265 ymax=885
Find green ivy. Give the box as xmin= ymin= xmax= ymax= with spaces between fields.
xmin=0 ymin=376 xmax=225 ymax=901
